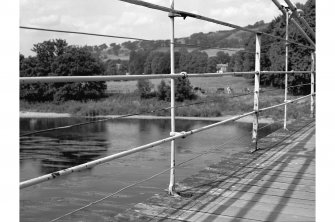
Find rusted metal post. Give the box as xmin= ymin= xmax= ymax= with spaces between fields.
xmin=284 ymin=7 xmax=290 ymax=130
xmin=252 ymin=33 xmax=261 ymax=151
xmin=168 ymin=0 xmax=176 ymax=195
xmin=311 ymin=52 xmax=315 ymax=117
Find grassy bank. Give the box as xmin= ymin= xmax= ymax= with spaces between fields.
xmin=20 ymin=76 xmax=312 ymax=120
xmin=20 ymin=91 xmax=311 ymax=120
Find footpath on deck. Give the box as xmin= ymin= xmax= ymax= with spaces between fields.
xmin=116 ymin=118 xmax=315 ymax=222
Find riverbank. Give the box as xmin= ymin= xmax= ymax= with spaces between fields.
xmin=20 ymin=111 xmax=276 ymax=124
xmin=20 ymin=89 xmax=311 ymax=123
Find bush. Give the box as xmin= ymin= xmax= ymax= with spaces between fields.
xmin=175 ymin=77 xmax=196 ymax=102
xmin=136 ymin=79 xmax=155 ymax=99
xmin=157 ymin=80 xmax=170 ymax=101
xmin=156 ymin=77 xmax=196 ymax=102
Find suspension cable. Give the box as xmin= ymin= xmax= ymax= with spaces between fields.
xmin=20 ymin=26 xmax=151 ymax=42
xmin=118 ymin=0 xmax=314 ymax=50
xmin=48 ymin=117 xmax=286 ymax=222
xmin=20 ymin=26 xmax=251 ymax=54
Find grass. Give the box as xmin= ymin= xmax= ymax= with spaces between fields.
xmin=107 ymin=76 xmax=254 ymax=94
xmin=20 ymin=76 xmax=312 ymax=120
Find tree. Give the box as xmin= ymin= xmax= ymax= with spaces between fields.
xmin=113 ymin=44 xmax=121 ymax=56
xmin=216 ymin=51 xmax=230 ymax=64
xmin=122 ymin=41 xmax=138 ymax=51
xmin=136 ymin=79 xmax=155 ymax=99
xmin=99 ymin=43 xmax=108 ymax=51
xmin=207 ymin=56 xmax=220 ymax=73
xmin=157 ymin=80 xmax=170 ymax=101
xmin=231 ymin=0 xmax=315 ymax=94
xmin=128 ymin=50 xmax=148 ymax=74
xmin=175 ymin=77 xmax=196 ymax=102
xmin=178 ymin=48 xmax=190 ymax=72
xmin=20 ymin=40 xmax=106 ymax=102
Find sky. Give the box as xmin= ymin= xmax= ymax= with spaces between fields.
xmin=20 ymin=0 xmax=308 ymax=56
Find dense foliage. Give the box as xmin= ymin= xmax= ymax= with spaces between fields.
xmin=20 ymin=39 xmax=106 ymax=102
xmin=156 ymin=78 xmax=196 ymax=102
xmin=136 ymin=79 xmax=155 ymax=99
xmin=228 ymin=0 xmax=315 ymax=95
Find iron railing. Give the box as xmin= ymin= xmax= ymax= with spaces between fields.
xmin=19 ymin=0 xmax=316 ymax=220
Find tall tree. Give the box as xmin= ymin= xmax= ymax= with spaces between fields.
xmin=20 ymin=40 xmax=106 ymax=102
xmin=128 ymin=50 xmax=148 ymax=74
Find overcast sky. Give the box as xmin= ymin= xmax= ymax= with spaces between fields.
xmin=20 ymin=0 xmax=308 ymax=56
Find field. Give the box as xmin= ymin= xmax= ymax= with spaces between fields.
xmin=107 ymin=76 xmax=254 ymax=94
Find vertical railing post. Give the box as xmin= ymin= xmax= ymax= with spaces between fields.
xmin=168 ymin=0 xmax=176 ymax=195
xmin=284 ymin=7 xmax=290 ymax=130
xmin=311 ymin=52 xmax=315 ymax=118
xmin=252 ymin=33 xmax=261 ymax=151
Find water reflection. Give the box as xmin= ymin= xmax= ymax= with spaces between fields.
xmin=20 ymin=117 xmax=279 ymax=222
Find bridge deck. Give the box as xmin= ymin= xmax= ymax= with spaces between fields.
xmin=117 ymin=118 xmax=315 ymax=222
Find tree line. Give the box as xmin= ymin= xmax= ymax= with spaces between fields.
xmin=20 ymin=0 xmax=315 ymax=103
xmin=127 ymin=48 xmax=230 ymax=75
xmin=20 ymin=40 xmax=106 ymax=102
xmin=228 ymin=0 xmax=315 ymax=95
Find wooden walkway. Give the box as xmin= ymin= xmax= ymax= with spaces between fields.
xmin=117 ymin=118 xmax=315 ymax=222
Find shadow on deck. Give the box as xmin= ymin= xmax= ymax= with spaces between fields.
xmin=117 ymin=118 xmax=315 ymax=222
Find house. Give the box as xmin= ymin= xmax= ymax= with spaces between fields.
xmin=216 ymin=63 xmax=228 ymax=73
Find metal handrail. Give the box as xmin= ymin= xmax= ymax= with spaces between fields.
xmin=19 ymin=0 xmax=316 ymax=204
xmin=20 ymin=110 xmax=255 ymax=189
xmin=19 ymin=70 xmax=314 ymax=84
xmin=19 ymin=92 xmax=313 ymax=189
xmin=19 ymin=72 xmax=254 ymax=84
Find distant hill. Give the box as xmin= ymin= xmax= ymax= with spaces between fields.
xmin=96 ymin=20 xmax=268 ymax=61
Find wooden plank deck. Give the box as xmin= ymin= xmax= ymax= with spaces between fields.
xmin=116 ymin=118 xmax=315 ymax=222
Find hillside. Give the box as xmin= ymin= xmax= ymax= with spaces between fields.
xmin=96 ymin=20 xmax=268 ymax=61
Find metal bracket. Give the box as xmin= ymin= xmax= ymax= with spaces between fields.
xmin=180 ymin=72 xmax=188 ymax=79
xmin=168 ymin=12 xmax=181 ymax=18
xmin=168 ymin=12 xmax=189 ymax=20
xmin=170 ymin=131 xmax=187 ymax=138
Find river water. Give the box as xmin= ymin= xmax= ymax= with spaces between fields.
xmin=20 ymin=117 xmax=278 ymax=221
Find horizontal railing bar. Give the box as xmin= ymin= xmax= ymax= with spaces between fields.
xmin=260 ymin=71 xmax=314 ymax=75
xmin=20 ymin=72 xmax=255 ymax=84
xmin=259 ymin=94 xmax=312 ymax=112
xmin=20 ymin=110 xmax=255 ymax=189
xmin=20 ymin=70 xmax=314 ymax=84
xmin=118 ymin=0 xmax=314 ymax=50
